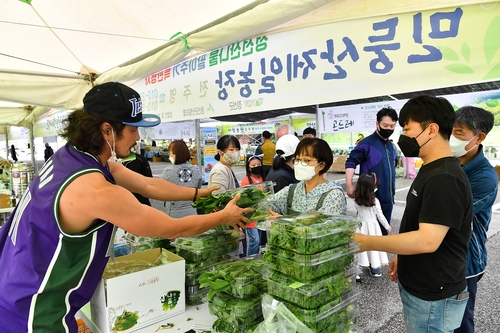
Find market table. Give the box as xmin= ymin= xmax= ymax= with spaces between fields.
xmin=78 ymin=302 xmax=217 ymax=333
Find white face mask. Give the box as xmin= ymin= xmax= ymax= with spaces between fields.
xmin=294 ymin=162 xmax=320 ymax=181
xmin=222 ymin=151 xmax=240 ymax=165
xmin=169 ymin=156 xmax=175 ymax=164
xmin=450 ymin=134 xmax=477 ymax=157
xmin=106 ymin=128 xmax=122 ymax=163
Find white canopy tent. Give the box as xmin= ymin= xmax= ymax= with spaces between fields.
xmin=1 ymin=0 xmax=494 ymax=128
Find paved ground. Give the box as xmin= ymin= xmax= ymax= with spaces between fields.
xmin=147 ymin=161 xmax=500 ymax=333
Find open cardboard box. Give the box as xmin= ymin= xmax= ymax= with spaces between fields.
xmin=90 ymin=248 xmax=185 ymax=333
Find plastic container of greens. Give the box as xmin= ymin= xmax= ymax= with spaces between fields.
xmin=185 ymin=287 xmax=209 ymax=306
xmin=263 ymin=266 xmax=356 ymax=309
xmin=267 ymin=213 xmax=358 ymax=254
xmin=263 ymin=243 xmax=356 ymax=281
xmin=227 ymin=278 xmax=268 ymax=299
xmin=175 ymin=240 xmax=238 ymax=263
xmin=212 ymin=317 xmax=263 ymax=333
xmin=173 ymin=230 xmax=240 ymax=249
xmin=185 ymin=254 xmax=232 ymax=274
xmin=270 ymin=292 xmax=359 ymax=333
xmin=208 ymin=292 xmax=263 ymax=322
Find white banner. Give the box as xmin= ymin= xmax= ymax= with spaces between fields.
xmin=139 ymin=121 xmax=196 ymax=140
xmin=318 ymin=100 xmax=406 ymax=134
xmin=131 ymin=5 xmax=500 ymax=123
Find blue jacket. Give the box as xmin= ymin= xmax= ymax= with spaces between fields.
xmin=345 ymin=131 xmax=396 ymax=207
xmin=462 ymin=145 xmax=498 ymax=278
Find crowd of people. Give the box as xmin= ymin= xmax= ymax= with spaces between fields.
xmin=0 ymin=81 xmax=497 ymax=333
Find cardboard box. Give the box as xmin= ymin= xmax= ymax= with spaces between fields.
xmin=152 ymin=157 xmax=163 ymax=162
xmin=90 ymin=248 xmax=185 ymax=333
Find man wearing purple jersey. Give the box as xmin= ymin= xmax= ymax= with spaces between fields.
xmin=0 ymin=82 xmax=251 ymax=332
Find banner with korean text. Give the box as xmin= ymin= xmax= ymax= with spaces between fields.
xmin=132 ymin=4 xmax=500 ymax=123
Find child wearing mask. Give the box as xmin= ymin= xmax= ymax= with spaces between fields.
xmin=240 ymin=155 xmax=265 ymax=256
xmin=354 ymin=173 xmax=392 ymax=277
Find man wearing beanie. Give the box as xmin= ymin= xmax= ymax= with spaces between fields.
xmin=0 ymin=82 xmax=251 ymax=333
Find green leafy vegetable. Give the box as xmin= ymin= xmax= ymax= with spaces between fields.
xmin=263 ymin=244 xmax=355 ymax=281
xmin=175 ymin=241 xmax=238 ymax=263
xmin=208 ymin=292 xmax=263 ymax=325
xmin=264 ymin=267 xmax=355 ymax=309
xmin=192 ymin=187 xmax=270 ymax=220
xmin=112 ymin=309 xmax=139 ymax=331
xmin=268 ymin=214 xmax=358 ymax=254
xmin=199 ymin=260 xmax=266 ymax=300
xmin=186 ymin=287 xmax=209 ymax=306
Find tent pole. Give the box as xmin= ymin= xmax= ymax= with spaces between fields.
xmin=5 ymin=127 xmax=8 ymax=161
xmin=29 ymin=123 xmax=37 ymax=173
xmin=195 ymin=119 xmax=202 ymax=176
xmin=315 ymin=104 xmax=320 ymax=138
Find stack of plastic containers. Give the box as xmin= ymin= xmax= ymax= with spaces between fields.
xmin=262 ymin=213 xmax=359 ymax=333
xmin=172 ymin=230 xmax=239 ymax=305
xmin=205 ymin=260 xmax=267 ymax=333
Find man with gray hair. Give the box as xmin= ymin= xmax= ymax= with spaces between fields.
xmin=275 ymin=124 xmax=295 ymax=140
xmin=450 ymin=106 xmax=498 ymax=333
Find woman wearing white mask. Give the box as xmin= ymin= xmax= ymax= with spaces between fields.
xmin=268 ymin=138 xmax=347 ymax=216
xmin=208 ymin=135 xmax=241 ymax=194
xmin=161 ymin=140 xmax=202 ymax=218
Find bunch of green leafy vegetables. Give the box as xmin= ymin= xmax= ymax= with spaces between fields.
xmin=268 ymin=214 xmax=357 ymax=254
xmin=208 ymin=292 xmax=263 ymax=323
xmin=263 ymin=247 xmax=355 ymax=281
xmin=174 ymin=230 xmax=240 ymax=249
xmin=192 ymin=187 xmax=271 ymax=220
xmin=185 ymin=255 xmax=231 ymax=273
xmin=112 ymin=309 xmax=140 ymax=332
xmin=199 ymin=259 xmax=266 ymax=301
xmin=175 ymin=240 xmax=237 ymax=263
xmin=265 ymin=268 xmax=354 ymax=310
xmin=212 ymin=317 xmax=261 ymax=333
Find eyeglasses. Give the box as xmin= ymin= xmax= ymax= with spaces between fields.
xmin=293 ymin=158 xmax=320 ymax=167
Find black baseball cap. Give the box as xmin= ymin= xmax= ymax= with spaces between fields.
xmin=83 ymin=82 xmax=161 ymax=127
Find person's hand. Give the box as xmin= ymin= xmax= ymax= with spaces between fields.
xmin=354 ymin=233 xmax=368 ymax=253
xmin=221 ymin=193 xmax=252 ymax=230
xmin=387 ymin=226 xmax=392 ymax=234
xmin=388 ymin=255 xmax=398 ymax=283
xmin=268 ymin=208 xmax=282 ymax=218
xmin=346 ymin=184 xmax=356 ymax=198
xmin=198 ymin=186 xmax=220 ymax=198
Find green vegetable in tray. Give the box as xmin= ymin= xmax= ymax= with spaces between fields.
xmin=268 ymin=214 xmax=357 ymax=254
xmin=174 ymin=230 xmax=240 ymax=249
xmin=263 ymin=247 xmax=355 ymax=281
xmin=265 ymin=268 xmax=354 ymax=310
xmin=212 ymin=317 xmax=261 ymax=333
xmin=192 ymin=187 xmax=270 ymax=220
xmin=199 ymin=260 xmax=266 ymax=301
xmin=112 ymin=309 xmax=139 ymax=332
xmin=208 ymin=292 xmax=263 ymax=323
xmin=176 ymin=241 xmax=238 ymax=263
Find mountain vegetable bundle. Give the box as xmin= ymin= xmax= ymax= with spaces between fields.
xmin=199 ymin=260 xmax=266 ymax=301
xmin=264 ymin=267 xmax=355 ymax=310
xmin=263 ymin=244 xmax=355 ymax=281
xmin=175 ymin=240 xmax=238 ymax=263
xmin=208 ymin=292 xmax=263 ymax=325
xmin=192 ymin=186 xmax=271 ymax=221
xmin=174 ymin=230 xmax=240 ymax=249
xmin=267 ymin=214 xmax=358 ymax=254
xmin=112 ymin=310 xmax=139 ymax=332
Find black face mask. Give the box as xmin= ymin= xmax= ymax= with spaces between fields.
xmin=378 ymin=128 xmax=394 ymax=139
xmin=250 ymin=166 xmax=263 ymax=175
xmin=397 ymin=125 xmax=431 ymax=157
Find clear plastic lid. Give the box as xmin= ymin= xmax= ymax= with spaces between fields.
xmin=263 ymin=266 xmax=356 ymax=297
xmin=173 ymin=230 xmax=240 ymax=250
xmin=266 ymin=243 xmax=357 ymax=264
xmin=209 ymin=292 xmax=262 ymax=318
xmin=185 ymin=254 xmax=231 ymax=273
xmin=176 ymin=240 xmax=238 ymax=263
xmin=267 ymin=214 xmax=358 ymax=254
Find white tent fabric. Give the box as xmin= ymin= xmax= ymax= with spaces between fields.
xmin=0 ymin=0 xmax=495 ymax=127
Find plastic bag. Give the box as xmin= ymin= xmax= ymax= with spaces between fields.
xmin=253 ymin=294 xmax=314 ymax=333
